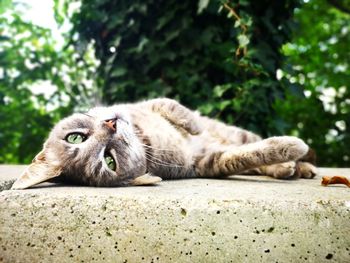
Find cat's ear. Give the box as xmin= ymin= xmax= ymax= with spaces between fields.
xmin=130 ymin=173 xmax=162 ymax=186
xmin=11 ymin=150 xmax=62 ymax=190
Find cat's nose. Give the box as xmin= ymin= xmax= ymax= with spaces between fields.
xmin=104 ymin=119 xmax=117 ymax=132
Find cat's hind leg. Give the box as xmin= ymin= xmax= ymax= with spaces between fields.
xmin=195 ymin=136 xmax=309 ymax=178
xmin=257 ymin=161 xmax=297 ymax=179
xmin=295 ymin=162 xmax=317 ymax=179
xmin=242 ymin=161 xmax=317 ymax=179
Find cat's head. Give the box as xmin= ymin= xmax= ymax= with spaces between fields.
xmin=11 ymin=106 xmax=161 ymax=189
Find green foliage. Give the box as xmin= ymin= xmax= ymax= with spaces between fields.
xmin=1 ymin=0 xmax=349 ymax=167
xmin=0 ymin=3 xmax=97 ymax=163
xmin=0 ymin=10 xmax=59 ymax=163
xmin=0 ymin=0 xmax=12 ymax=14
xmin=276 ymin=0 xmax=350 ymax=166
xmin=65 ymin=0 xmax=300 ymax=136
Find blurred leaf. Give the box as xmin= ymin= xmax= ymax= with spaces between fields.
xmin=237 ymin=34 xmax=250 ymax=47
xmin=111 ymin=67 xmax=127 ymax=78
xmin=198 ymin=0 xmax=210 ymax=14
xmin=0 ymin=0 xmax=11 ymax=14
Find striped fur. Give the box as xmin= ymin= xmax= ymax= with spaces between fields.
xmin=12 ymin=98 xmax=317 ymax=189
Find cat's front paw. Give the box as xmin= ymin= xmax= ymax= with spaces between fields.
xmin=266 ymin=136 xmax=309 ymax=162
xmin=178 ymin=119 xmax=203 ymax=135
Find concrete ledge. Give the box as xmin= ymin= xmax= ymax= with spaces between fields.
xmin=0 ymin=165 xmax=350 ymax=262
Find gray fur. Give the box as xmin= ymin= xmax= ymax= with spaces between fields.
xmin=11 ymin=98 xmax=317 ymax=189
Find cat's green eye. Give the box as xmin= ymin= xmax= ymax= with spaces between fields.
xmin=105 ymin=155 xmax=116 ymax=171
xmin=66 ymin=133 xmax=86 ymax=144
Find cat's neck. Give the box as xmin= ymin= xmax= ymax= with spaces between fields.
xmin=132 ymin=124 xmax=152 ymax=148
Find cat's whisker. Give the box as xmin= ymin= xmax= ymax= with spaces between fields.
xmin=132 ymin=131 xmax=180 ymax=152
xmin=140 ymin=143 xmax=178 ymax=153
xmin=144 ymin=152 xmax=175 ymax=164
xmin=144 ymin=151 xmax=186 ymax=166
xmin=144 ymin=156 xmax=185 ymax=168
xmin=144 ymin=152 xmax=185 ymax=168
xmin=128 ymin=142 xmax=181 ymax=168
xmin=128 ymin=142 xmax=177 ymax=167
xmin=81 ymin=113 xmax=93 ymax=118
xmin=127 ymin=143 xmax=174 ymax=169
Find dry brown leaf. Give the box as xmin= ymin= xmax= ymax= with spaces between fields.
xmin=321 ymin=176 xmax=350 ymax=188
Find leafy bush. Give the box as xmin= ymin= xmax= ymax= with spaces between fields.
xmin=65 ymin=0 xmax=300 ymax=136
xmin=276 ymin=0 xmax=350 ymax=166
xmin=1 ymin=0 xmax=349 ymax=166
xmin=0 ymin=1 xmax=96 ymax=162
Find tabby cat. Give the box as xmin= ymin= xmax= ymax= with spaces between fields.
xmin=11 ymin=98 xmax=317 ymax=189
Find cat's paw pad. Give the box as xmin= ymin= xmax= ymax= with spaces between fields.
xmin=296 ymin=162 xmax=317 ymax=179
xmin=266 ymin=161 xmax=296 ymax=179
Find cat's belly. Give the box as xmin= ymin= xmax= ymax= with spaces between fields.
xmin=142 ymin=126 xmax=196 ymax=179
xmin=130 ymin=109 xmax=195 ymax=179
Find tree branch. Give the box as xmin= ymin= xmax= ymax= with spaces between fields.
xmin=222 ymin=2 xmax=248 ymax=58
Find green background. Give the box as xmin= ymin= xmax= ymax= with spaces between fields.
xmin=0 ymin=0 xmax=349 ymax=166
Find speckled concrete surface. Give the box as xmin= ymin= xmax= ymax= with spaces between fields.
xmin=0 ymin=166 xmax=349 ymax=262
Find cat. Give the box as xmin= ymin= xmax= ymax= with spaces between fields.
xmin=11 ymin=98 xmax=317 ymax=189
